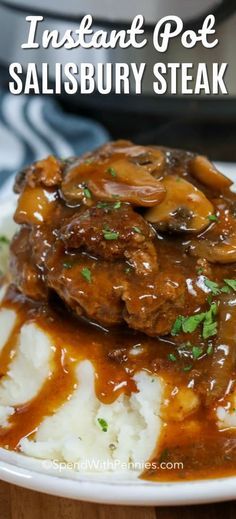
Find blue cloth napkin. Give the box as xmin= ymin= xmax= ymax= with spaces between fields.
xmin=0 ymin=92 xmax=110 ymax=188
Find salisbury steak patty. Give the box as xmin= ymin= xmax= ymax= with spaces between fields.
xmin=10 ymin=140 xmax=234 ymax=336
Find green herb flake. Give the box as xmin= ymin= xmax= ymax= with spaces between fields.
xmin=171 ymin=316 xmax=185 ymax=336
xmin=183 ymin=365 xmax=193 ymax=372
xmin=103 ymin=229 xmax=119 ymax=241
xmin=0 ymin=236 xmax=9 ymax=245
xmin=63 ymin=262 xmax=73 ymax=269
xmin=81 ymin=267 xmax=92 ymax=283
xmin=171 ymin=302 xmax=218 ymax=339
xmin=197 ymin=268 xmax=203 ymax=275
xmin=107 ymin=167 xmax=117 ymax=177
xmin=203 ymin=321 xmax=218 ymax=339
xmin=168 ymin=353 xmax=177 ymax=362
xmin=83 ymin=187 xmax=92 ymax=199
xmin=224 ymin=279 xmax=236 ymax=292
xmin=97 ymin=201 xmax=109 ymax=209
xmin=204 ymin=278 xmax=220 ymax=295
xmin=192 ymin=346 xmax=203 ymax=360
xmin=208 ymin=214 xmax=219 ymax=222
xmin=207 ymin=344 xmax=213 ymax=355
xmin=221 ymin=285 xmax=231 ymax=294
xmin=97 ymin=418 xmax=108 ymax=432
xmin=125 ymin=267 xmax=132 ymax=274
xmin=202 ymin=303 xmax=218 ymax=340
xmin=113 ymin=201 xmax=121 ymax=209
xmin=182 ymin=313 xmax=206 ymax=334
xmin=207 ymin=295 xmax=213 ymax=305
xmin=132 ymin=226 xmax=142 ymax=234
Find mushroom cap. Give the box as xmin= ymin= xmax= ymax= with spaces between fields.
xmin=145 ymin=176 xmax=214 ymax=233
xmin=190 ymin=156 xmax=232 ymax=191
xmin=14 ymin=185 xmax=58 ymax=225
xmin=189 ymin=202 xmax=236 ymax=264
xmin=189 ymin=238 xmax=236 ymax=264
xmin=61 ymin=156 xmax=166 ymax=208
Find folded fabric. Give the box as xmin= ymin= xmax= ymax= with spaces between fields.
xmin=0 ymin=91 xmax=110 ymax=188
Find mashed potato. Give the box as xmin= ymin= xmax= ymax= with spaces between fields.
xmin=21 ymin=360 xmax=163 ymax=473
xmin=0 ymin=302 xmax=164 ymax=474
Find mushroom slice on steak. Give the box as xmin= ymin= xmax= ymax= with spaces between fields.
xmin=145 ymin=176 xmax=214 ymax=233
xmin=61 ymin=156 xmax=166 ymax=207
xmin=190 ymin=155 xmax=232 ymax=191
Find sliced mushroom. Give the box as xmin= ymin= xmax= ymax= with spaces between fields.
xmin=190 ymin=155 xmax=232 ymax=191
xmin=145 ymin=176 xmax=214 ymax=232
xmin=189 ymin=235 xmax=236 ymax=264
xmin=14 ymin=186 xmax=58 ymax=225
xmin=97 ymin=140 xmax=165 ymax=175
xmin=189 ymin=205 xmax=236 ymax=264
xmin=128 ymin=147 xmax=165 ymax=176
xmin=61 ymin=156 xmax=166 ymax=207
xmin=14 ymin=156 xmax=62 ymax=193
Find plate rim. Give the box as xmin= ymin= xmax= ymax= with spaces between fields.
xmin=0 ymin=453 xmax=236 ymax=506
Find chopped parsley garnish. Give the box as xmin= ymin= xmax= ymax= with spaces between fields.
xmin=83 ymin=186 xmax=92 ymax=199
xmin=207 ymin=343 xmax=213 ymax=355
xmin=107 ymin=167 xmax=117 ymax=177
xmin=103 ymin=229 xmax=119 ymax=240
xmin=207 ymin=294 xmax=213 ymax=305
xmin=97 ymin=418 xmax=108 ymax=432
xmin=183 ymin=365 xmax=193 ymax=372
xmin=125 ymin=266 xmax=132 ymax=274
xmin=197 ymin=268 xmax=203 ymax=275
xmin=208 ymin=214 xmax=219 ymax=222
xmin=202 ymin=303 xmax=218 ymax=339
xmin=132 ymin=226 xmax=142 ymax=234
xmin=97 ymin=201 xmax=121 ymax=210
xmin=168 ymin=341 xmax=213 ymax=368
xmin=182 ymin=313 xmax=206 ymax=334
xmin=203 ymin=278 xmax=236 ymax=295
xmin=192 ymin=346 xmax=203 ymax=359
xmin=81 ymin=267 xmax=92 ymax=283
xmin=0 ymin=235 xmax=9 ymax=245
xmin=171 ymin=303 xmax=218 ymax=340
xmin=171 ymin=315 xmax=185 ymax=336
xmin=204 ymin=278 xmax=221 ymax=295
xmin=63 ymin=261 xmax=73 ymax=269
xmin=113 ymin=201 xmax=121 ymax=209
xmin=224 ymin=279 xmax=236 ymax=292
xmin=220 ymin=285 xmax=231 ymax=294
xmin=168 ymin=353 xmax=177 ymax=362
xmin=97 ymin=201 xmax=109 ymax=209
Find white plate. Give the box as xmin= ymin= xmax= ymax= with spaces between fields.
xmin=0 ymin=162 xmax=236 ymax=506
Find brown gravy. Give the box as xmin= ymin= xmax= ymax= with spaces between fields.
xmin=0 ymin=284 xmax=236 ymax=482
